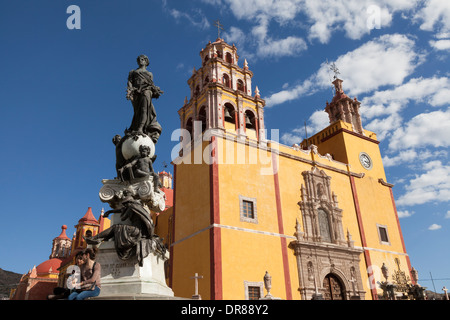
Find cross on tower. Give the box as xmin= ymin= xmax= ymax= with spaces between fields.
xmin=190 ymin=272 xmax=203 ymax=300
xmin=214 ymin=20 xmax=224 ymax=39
xmin=329 ymin=62 xmax=340 ymax=80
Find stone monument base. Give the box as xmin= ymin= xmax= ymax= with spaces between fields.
xmin=93 ymin=241 xmax=175 ymax=299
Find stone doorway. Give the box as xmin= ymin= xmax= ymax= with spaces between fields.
xmin=323 ymin=274 xmax=345 ymax=300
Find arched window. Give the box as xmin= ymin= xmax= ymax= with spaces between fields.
xmin=204 ymin=76 xmax=209 ymax=87
xmin=185 ymin=118 xmax=193 ymax=140
xmin=237 ymin=79 xmax=245 ymax=92
xmin=198 ymin=106 xmax=207 ymax=132
xmin=225 ymin=52 xmax=233 ymax=63
xmin=204 ymin=55 xmax=209 ymax=65
xmin=245 ymin=110 xmax=256 ymax=130
xmin=217 ymin=50 xmax=223 ymax=59
xmin=222 ymin=73 xmax=231 ymax=88
xmin=224 ymin=103 xmax=236 ymax=125
xmin=318 ymin=208 xmax=331 ymax=243
xmin=195 ymin=85 xmax=200 ymax=96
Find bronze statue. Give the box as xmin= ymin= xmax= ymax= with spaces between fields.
xmin=85 ymin=190 xmax=164 ymax=266
xmin=126 ymin=54 xmax=163 ymax=143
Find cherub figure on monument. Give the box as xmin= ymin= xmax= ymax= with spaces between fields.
xmin=126 ymin=54 xmax=163 ymax=143
xmin=117 ymin=144 xmax=161 ymax=192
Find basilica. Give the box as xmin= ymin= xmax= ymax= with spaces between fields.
xmin=157 ymin=38 xmax=416 ymax=300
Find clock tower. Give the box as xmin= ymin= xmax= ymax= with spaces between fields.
xmin=300 ymin=77 xmax=413 ymax=299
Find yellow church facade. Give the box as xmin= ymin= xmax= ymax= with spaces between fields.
xmin=156 ymin=38 xmax=414 ymax=300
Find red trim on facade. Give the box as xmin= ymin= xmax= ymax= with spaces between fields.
xmin=349 ymin=176 xmax=378 ymax=300
xmin=209 ymin=136 xmax=223 ymax=300
xmin=168 ymin=164 xmax=177 ymax=288
xmin=388 ymin=187 xmax=415 ymax=284
xmin=272 ymin=152 xmax=293 ymax=300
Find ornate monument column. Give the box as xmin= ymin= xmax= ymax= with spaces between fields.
xmin=91 ymin=54 xmax=175 ymax=299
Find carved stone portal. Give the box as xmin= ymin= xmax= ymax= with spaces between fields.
xmin=289 ymin=166 xmax=365 ymax=300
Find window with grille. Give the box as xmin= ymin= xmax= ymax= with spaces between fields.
xmin=377 ymin=224 xmax=390 ymax=245
xmin=248 ymin=286 xmax=261 ymax=300
xmin=244 ymin=281 xmax=263 ymax=300
xmin=242 ymin=200 xmax=254 ymax=219
xmin=240 ymin=196 xmax=257 ymax=223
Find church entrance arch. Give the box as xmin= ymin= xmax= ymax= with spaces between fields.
xmin=323 ymin=273 xmax=346 ymax=300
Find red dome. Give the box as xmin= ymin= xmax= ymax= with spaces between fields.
xmin=36 ymin=258 xmax=63 ymax=275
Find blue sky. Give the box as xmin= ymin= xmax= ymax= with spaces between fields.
xmin=1 ymin=0 xmax=449 ymax=295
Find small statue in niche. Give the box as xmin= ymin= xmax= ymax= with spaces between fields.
xmin=317 ymin=183 xmax=327 ymax=200
xmin=307 ymin=262 xmax=314 ymax=281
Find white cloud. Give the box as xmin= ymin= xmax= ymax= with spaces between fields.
xmin=308 ymin=109 xmax=330 ymax=134
xmin=397 ymin=210 xmax=414 ymax=218
xmin=365 ymin=113 xmax=402 ymax=141
xmin=281 ymin=132 xmax=302 ymax=146
xmin=315 ymin=34 xmax=424 ymax=96
xmin=445 ymin=211 xmax=450 ymax=219
xmin=265 ymin=78 xmax=315 ymax=107
xmin=209 ymin=0 xmax=420 ymax=45
xmin=223 ymin=26 xmax=246 ymax=45
xmin=382 ymin=149 xmax=448 ymax=167
xmin=361 ymin=77 xmax=450 ymax=115
xmin=222 ymin=0 xmax=302 ymax=22
xmin=266 ymin=34 xmax=422 ymax=108
xmin=162 ymin=0 xmax=210 ymax=29
xmin=414 ymin=0 xmax=450 ymax=33
xmin=303 ymin=0 xmax=402 ymax=43
xmin=429 ymin=39 xmax=450 ymax=50
xmin=280 ymin=109 xmax=328 ymax=146
xmin=382 ymin=150 xmax=418 ymax=167
xmin=428 ymin=223 xmax=442 ymax=230
xmin=257 ymin=36 xmax=307 ymax=58
xmin=397 ymin=160 xmax=450 ymax=206
xmin=388 ymin=108 xmax=450 ymax=151
xmin=360 ymin=77 xmax=450 ymax=141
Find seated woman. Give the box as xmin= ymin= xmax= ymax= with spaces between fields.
xmin=68 ymin=248 xmax=101 ymax=300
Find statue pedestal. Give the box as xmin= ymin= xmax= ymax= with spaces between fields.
xmin=94 ymin=241 xmax=174 ymax=299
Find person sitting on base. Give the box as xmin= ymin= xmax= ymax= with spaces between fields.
xmin=68 ymin=248 xmax=101 ymax=300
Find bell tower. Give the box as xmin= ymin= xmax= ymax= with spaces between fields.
xmin=178 ymin=38 xmax=266 ymax=142
xmin=49 ymin=225 xmax=72 ymax=259
xmin=325 ymin=78 xmax=364 ymax=135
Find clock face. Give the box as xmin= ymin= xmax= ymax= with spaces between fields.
xmin=359 ymin=152 xmax=373 ymax=170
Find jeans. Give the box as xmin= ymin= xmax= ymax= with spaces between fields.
xmin=68 ymin=286 xmax=101 ymax=300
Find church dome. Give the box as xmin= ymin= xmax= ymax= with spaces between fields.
xmin=35 ymin=258 xmax=63 ymax=276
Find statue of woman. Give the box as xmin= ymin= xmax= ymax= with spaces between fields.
xmin=126 ymin=54 xmax=163 ymax=143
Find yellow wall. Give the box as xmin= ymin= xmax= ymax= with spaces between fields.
xmin=169 ymin=128 xmax=411 ymax=300
xmin=170 ymin=140 xmax=212 ymax=298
